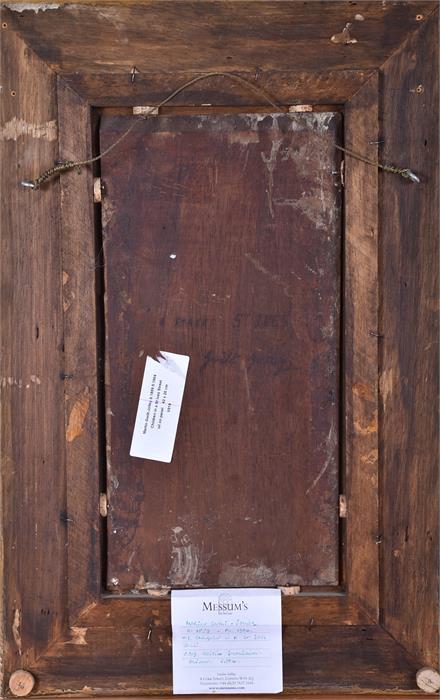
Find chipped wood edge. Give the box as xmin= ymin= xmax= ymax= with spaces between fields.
xmin=93 ymin=177 xmax=102 ymax=203
xmin=146 ymin=587 xmax=171 ymax=597
xmin=288 ymin=104 xmax=313 ymax=112
xmin=99 ymin=493 xmax=108 ymax=517
xmin=339 ymin=494 xmax=347 ymax=518
xmin=132 ymin=105 xmax=159 ymax=116
xmin=278 ymin=586 xmax=301 ymax=596
xmin=65 ymin=387 xmax=90 ymax=442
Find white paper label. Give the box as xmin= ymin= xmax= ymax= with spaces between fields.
xmin=130 ymin=351 xmax=189 ymax=463
xmin=171 ymin=588 xmax=283 ymax=694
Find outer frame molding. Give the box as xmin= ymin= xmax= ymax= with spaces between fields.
xmin=379 ymin=12 xmax=439 ymax=668
xmin=0 ymin=26 xmax=66 ymax=680
xmin=1 ymin=3 xmax=438 ymax=697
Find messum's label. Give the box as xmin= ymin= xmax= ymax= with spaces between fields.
xmin=171 ymin=588 xmax=283 ymax=694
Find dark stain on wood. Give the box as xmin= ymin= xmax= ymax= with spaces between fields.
xmin=100 ymin=112 xmax=342 ymax=590
xmin=380 ymin=11 xmax=439 ymax=668
xmin=0 ymin=27 xmax=67 ymax=674
xmin=4 ymin=2 xmax=438 ymax=76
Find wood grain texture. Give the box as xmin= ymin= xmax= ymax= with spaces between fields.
xmin=31 ymin=697 xmax=428 ymax=700
xmin=100 ymin=112 xmax=342 ymax=590
xmin=379 ymin=11 xmax=439 ymax=667
xmin=26 ymin=697 xmax=428 ymax=700
xmin=77 ymin=594 xmax=371 ymax=629
xmin=28 ymin=625 xmax=420 ymax=695
xmin=59 ymin=70 xmax=371 ymax=107
xmin=344 ymin=74 xmax=380 ymax=620
xmin=57 ymin=79 xmax=102 ymax=621
xmin=1 ymin=2 xmax=438 ymax=694
xmin=0 ymin=27 xmax=66 ymax=689
xmin=3 ymin=2 xmax=437 ymax=76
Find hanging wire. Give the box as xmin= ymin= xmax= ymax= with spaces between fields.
xmin=20 ymin=71 xmax=419 ymax=190
xmin=335 ymin=145 xmax=420 ymax=183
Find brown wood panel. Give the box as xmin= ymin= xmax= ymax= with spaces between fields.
xmin=28 ymin=625 xmax=420 ymax=695
xmin=344 ymin=75 xmax=380 ymax=620
xmin=60 ymin=70 xmax=371 ymax=107
xmin=77 ymin=595 xmax=371 ymax=629
xmin=1 ymin=4 xmax=438 ymax=695
xmin=379 ymin=11 xmax=439 ymax=667
xmin=57 ymin=79 xmax=102 ymax=620
xmin=100 ymin=112 xmax=342 ymax=590
xmin=0 ymin=27 xmax=66 ymax=685
xmin=35 ymin=697 xmax=427 ymax=700
xmin=25 ymin=697 xmax=428 ymax=700
xmin=3 ymin=2 xmax=437 ymax=76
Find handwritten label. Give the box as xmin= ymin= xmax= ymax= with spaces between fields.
xmin=130 ymin=351 xmax=189 ymax=463
xmin=171 ymin=588 xmax=283 ymax=694
xmin=158 ymin=313 xmax=290 ymax=330
xmin=200 ymin=350 xmax=293 ymax=376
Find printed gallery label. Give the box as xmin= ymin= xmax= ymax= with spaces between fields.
xmin=171 ymin=588 xmax=283 ymax=694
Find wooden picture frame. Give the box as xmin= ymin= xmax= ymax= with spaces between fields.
xmin=1 ymin=2 xmax=438 ymax=697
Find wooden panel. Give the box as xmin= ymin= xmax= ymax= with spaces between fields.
xmin=0 ymin=28 xmax=65 ymax=680
xmin=344 ymin=75 xmax=379 ymax=620
xmin=35 ymin=697 xmax=427 ymax=700
xmin=3 ymin=2 xmax=437 ymax=76
xmin=77 ymin=595 xmax=371 ymax=629
xmin=29 ymin=625 xmax=420 ymax=695
xmin=60 ymin=70 xmax=371 ymax=107
xmin=380 ymin=11 xmax=439 ymax=666
xmin=282 ymin=625 xmax=420 ymax=692
xmin=1 ymin=3 xmax=438 ymax=695
xmin=26 ymin=697 xmax=427 ymax=700
xmin=100 ymin=112 xmax=342 ymax=590
xmin=57 ymin=79 xmax=102 ymax=620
